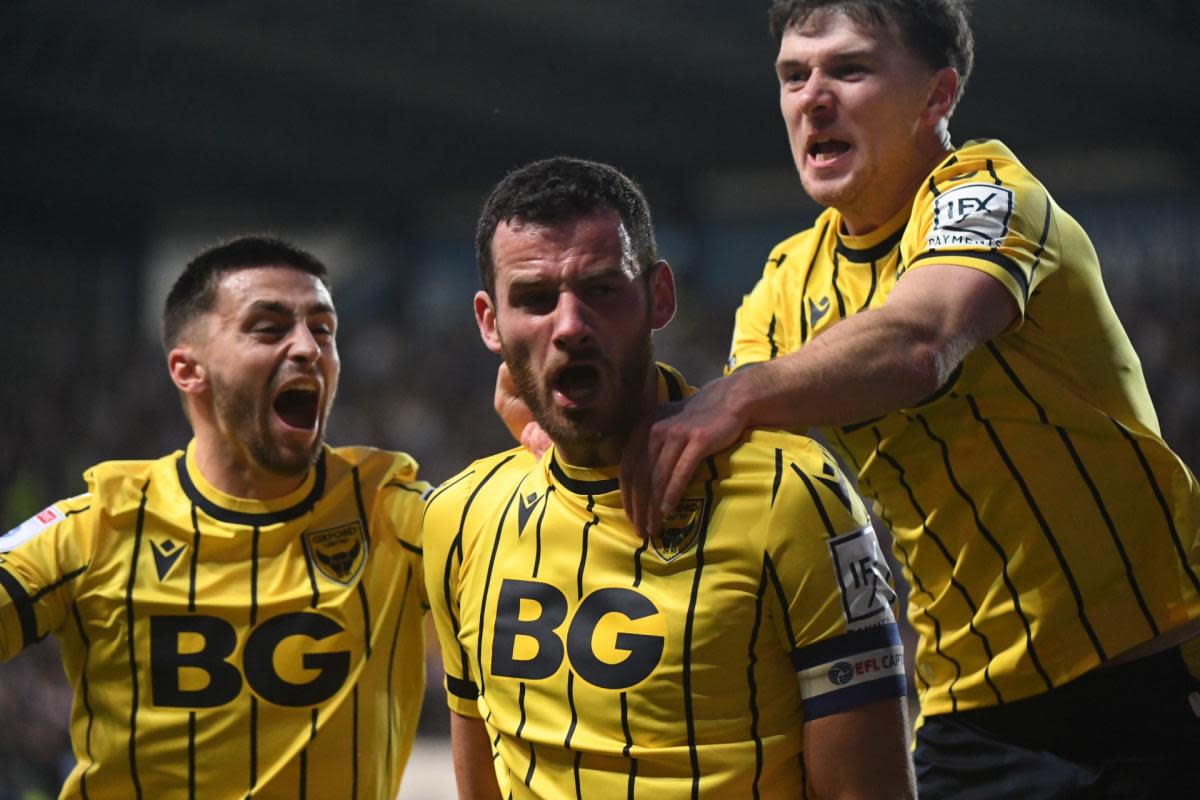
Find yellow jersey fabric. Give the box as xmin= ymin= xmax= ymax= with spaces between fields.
xmin=424 ymin=365 xmax=905 ymax=799
xmin=0 ymin=442 xmax=429 ymax=800
xmin=729 ymin=138 xmax=1200 ymax=716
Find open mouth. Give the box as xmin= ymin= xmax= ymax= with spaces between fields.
xmin=809 ymin=139 xmax=851 ymax=163
xmin=274 ymin=387 xmax=319 ymax=430
xmin=553 ymin=364 xmax=602 ymax=405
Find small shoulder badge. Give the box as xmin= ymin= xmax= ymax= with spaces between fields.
xmin=652 ymin=498 xmax=706 ymax=562
xmin=304 ymin=522 xmax=367 ymax=584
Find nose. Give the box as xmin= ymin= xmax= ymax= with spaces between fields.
xmin=287 ymin=323 xmax=321 ymax=365
xmin=551 ymin=292 xmax=591 ymax=350
xmin=795 ymin=70 xmax=832 ymax=117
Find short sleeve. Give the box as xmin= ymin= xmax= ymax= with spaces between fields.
xmin=0 ymin=494 xmax=94 ymax=660
xmin=421 ymin=472 xmax=484 ymax=718
xmin=904 ymin=152 xmax=1058 ymax=318
xmin=726 ymin=247 xmax=790 ymax=375
xmin=377 ymin=475 xmax=432 ymax=608
xmin=764 ymin=442 xmax=906 ymax=720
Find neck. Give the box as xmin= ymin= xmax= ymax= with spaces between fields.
xmin=841 ymin=136 xmax=955 ymax=236
xmin=191 ymin=428 xmax=308 ymax=500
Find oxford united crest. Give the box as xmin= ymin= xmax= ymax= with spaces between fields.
xmin=304 ymin=522 xmax=367 ymax=584
xmin=652 ymin=498 xmax=705 ymax=562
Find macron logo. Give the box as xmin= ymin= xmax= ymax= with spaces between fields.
xmin=808 ymin=296 xmax=831 ymax=326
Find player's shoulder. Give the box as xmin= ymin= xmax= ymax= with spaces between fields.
xmin=928 ymin=138 xmax=1044 ymax=194
xmin=325 ymin=444 xmax=426 ymax=492
xmin=768 ymin=207 xmax=839 ymax=268
xmin=424 ymin=446 xmax=536 ymax=524
xmin=85 ymin=451 xmax=181 ymax=512
xmin=726 ymin=428 xmax=836 ymax=478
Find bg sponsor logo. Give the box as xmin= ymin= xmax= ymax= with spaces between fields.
xmin=491 ymin=579 xmax=666 ymax=690
xmin=150 ymin=612 xmax=349 ymax=708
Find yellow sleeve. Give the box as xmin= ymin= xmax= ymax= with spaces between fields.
xmin=421 ymin=470 xmax=484 ymax=718
xmin=726 ymin=244 xmax=791 ymax=374
xmin=0 ymin=493 xmax=94 ymax=660
xmin=763 ymin=439 xmax=906 ymax=720
xmin=904 ymin=153 xmax=1057 ymax=317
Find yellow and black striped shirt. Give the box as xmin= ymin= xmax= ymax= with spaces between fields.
xmin=0 ymin=442 xmax=429 ymax=800
xmin=424 ymin=365 xmax=905 ymax=799
xmin=729 ymin=138 xmax=1200 ymax=716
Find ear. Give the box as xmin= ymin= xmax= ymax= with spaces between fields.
xmin=922 ymin=66 xmax=959 ymax=127
xmin=647 ymin=261 xmax=677 ymax=330
xmin=167 ymin=344 xmax=207 ymax=395
xmin=474 ymin=290 xmax=503 ymax=355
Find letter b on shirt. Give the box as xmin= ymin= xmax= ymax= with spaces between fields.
xmin=491 ymin=579 xmax=665 ymax=690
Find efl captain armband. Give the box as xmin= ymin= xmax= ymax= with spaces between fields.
xmin=790 ymin=623 xmax=906 ymax=720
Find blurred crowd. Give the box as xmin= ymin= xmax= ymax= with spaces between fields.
xmin=1 ymin=199 xmax=1198 ymax=798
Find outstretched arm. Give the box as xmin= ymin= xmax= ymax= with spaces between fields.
xmin=622 ymin=264 xmax=1018 ymax=535
xmin=451 ymin=711 xmax=502 ymax=799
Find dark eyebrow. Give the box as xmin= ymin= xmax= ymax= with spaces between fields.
xmin=777 ymin=50 xmax=876 ymax=70
xmin=247 ymin=300 xmax=336 ymax=317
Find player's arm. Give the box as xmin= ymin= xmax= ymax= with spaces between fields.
xmin=451 ymin=711 xmax=502 ymax=799
xmin=804 ymin=698 xmax=915 ymax=800
xmin=626 ymin=264 xmax=1017 ymax=535
xmin=0 ymin=495 xmax=93 ymax=660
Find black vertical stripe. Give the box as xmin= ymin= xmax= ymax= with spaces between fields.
xmin=798 ymin=221 xmax=831 ymax=345
xmin=577 ymin=496 xmax=597 ymax=600
xmin=125 ymin=479 xmax=149 ymax=800
xmin=515 ymin=682 xmax=528 ymax=738
xmin=632 ymin=534 xmax=650 ymax=588
xmin=857 ymin=258 xmax=880 ymax=312
xmin=830 ymin=250 xmax=847 ymax=319
xmin=763 ymin=554 xmax=799 ymax=651
xmin=913 ymin=414 xmax=1046 ymax=695
xmin=1028 ymin=194 xmax=1053 ymax=289
xmin=1055 ymin=425 xmax=1159 ymax=636
xmin=985 ymin=343 xmax=1048 ymax=423
xmin=986 ymin=159 xmax=1001 ymax=186
xmin=250 ymin=526 xmax=261 ymax=626
xmin=658 ymin=363 xmax=684 ymax=401
xmin=771 ymin=449 xmax=783 ymax=506
xmin=385 ymin=564 xmax=414 ymax=779
xmin=681 ymin=459 xmax=719 ymax=800
xmin=533 ymin=489 xmax=551 ymax=578
xmin=620 ymin=692 xmax=637 ymax=799
xmin=927 ymin=174 xmax=942 ymax=197
xmin=767 ymin=314 xmax=779 ymax=359
xmin=1111 ymin=418 xmax=1200 ymax=595
xmin=748 ymin=564 xmax=769 ymax=800
xmin=573 ymin=751 xmax=584 ymax=800
xmin=356 ymin=581 xmax=373 ymax=658
xmin=874 ymin=498 xmax=936 ymax=701
xmin=352 ymin=686 xmax=360 ymax=800
xmin=188 ymin=506 xmax=200 ymax=612
xmin=299 ymin=747 xmax=307 ymax=800
xmin=967 ymin=396 xmax=1106 ymax=661
xmin=351 ymin=466 xmax=372 ymax=548
xmin=70 ymin=603 xmax=95 ymax=800
xmin=563 ymin=671 xmax=580 ymax=794
xmin=0 ymin=566 xmax=37 ymax=656
xmin=304 ymin=536 xmax=320 ymax=608
xmin=187 ymin=711 xmax=196 ymax=800
xmin=869 ymin=429 xmax=1002 ymax=702
xmin=249 ymin=696 xmax=258 ymax=792
xmin=475 ymin=485 xmax=523 ymax=698
xmin=444 ymin=458 xmax=516 ymax=688
xmin=789 ymin=464 xmax=836 ymax=536
xmin=524 ymin=742 xmax=538 ymax=788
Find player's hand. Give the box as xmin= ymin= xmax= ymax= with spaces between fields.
xmin=494 ymin=362 xmax=551 ymax=457
xmin=621 ymin=377 xmax=750 ymax=537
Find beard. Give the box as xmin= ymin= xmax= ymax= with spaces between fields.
xmin=502 ymin=332 xmax=654 ymax=457
xmin=209 ymin=370 xmax=328 ymax=478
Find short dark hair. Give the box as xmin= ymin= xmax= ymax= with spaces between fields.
xmin=162 ymin=235 xmax=329 ymax=350
xmin=768 ymin=0 xmax=974 ymax=109
xmin=475 ymin=157 xmax=658 ymax=297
